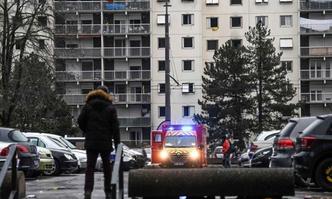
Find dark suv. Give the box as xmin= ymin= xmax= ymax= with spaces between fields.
xmin=294 ymin=114 xmax=332 ymax=191
xmin=270 ymin=117 xmax=316 ymax=168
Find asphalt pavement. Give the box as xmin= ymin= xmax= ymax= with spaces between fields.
xmin=26 ymin=172 xmax=332 ymax=199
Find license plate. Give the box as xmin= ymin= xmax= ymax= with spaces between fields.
xmin=174 ymin=162 xmax=184 ymax=166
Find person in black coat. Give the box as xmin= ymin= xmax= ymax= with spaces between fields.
xmin=78 ymin=85 xmax=120 ymax=199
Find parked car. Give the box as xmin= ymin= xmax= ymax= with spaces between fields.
xmin=24 ymin=132 xmax=78 ymax=175
xmin=249 ymin=130 xmax=280 ymax=153
xmin=212 ymin=146 xmax=224 ymax=159
xmin=294 ymin=114 xmax=332 ymax=191
xmin=36 ymin=146 xmax=55 ymax=176
xmin=270 ymin=117 xmax=316 ymax=168
xmin=43 ymin=133 xmax=87 ymax=172
xmin=250 ymin=147 xmax=273 ymax=168
xmin=0 ymin=127 xmax=39 ymax=175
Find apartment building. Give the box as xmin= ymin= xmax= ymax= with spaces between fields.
xmin=151 ymin=0 xmax=299 ymax=129
xmin=300 ymin=0 xmax=332 ymax=115
xmin=53 ymin=0 xmax=151 ymax=142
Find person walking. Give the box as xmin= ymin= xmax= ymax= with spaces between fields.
xmin=222 ymin=134 xmax=231 ymax=168
xmin=78 ymin=85 xmax=120 ymax=199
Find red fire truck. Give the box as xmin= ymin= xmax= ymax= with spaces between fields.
xmin=151 ymin=124 xmax=207 ymax=167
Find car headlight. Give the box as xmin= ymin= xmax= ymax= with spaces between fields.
xmin=159 ymin=150 xmax=169 ymax=160
xmin=189 ymin=150 xmax=200 ymax=160
xmin=64 ymin=154 xmax=73 ymax=160
xmin=38 ymin=152 xmax=47 ymax=158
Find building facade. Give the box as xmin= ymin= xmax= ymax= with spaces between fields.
xmin=54 ymin=0 xmax=151 ymax=144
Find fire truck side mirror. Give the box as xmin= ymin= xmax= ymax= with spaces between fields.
xmin=199 ymin=144 xmax=204 ymax=149
xmin=154 ymin=134 xmax=162 ymax=143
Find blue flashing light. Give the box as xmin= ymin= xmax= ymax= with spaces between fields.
xmin=167 ymin=127 xmax=174 ymax=131
xmin=181 ymin=126 xmax=193 ymax=131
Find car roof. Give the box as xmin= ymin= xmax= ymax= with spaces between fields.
xmin=0 ymin=127 xmax=15 ymax=134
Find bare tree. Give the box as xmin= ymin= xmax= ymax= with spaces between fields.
xmin=0 ymin=0 xmax=53 ymax=126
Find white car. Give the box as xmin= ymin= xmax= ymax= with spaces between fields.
xmin=249 ymin=130 xmax=280 ymax=154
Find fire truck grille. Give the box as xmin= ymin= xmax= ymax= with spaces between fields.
xmin=170 ymin=154 xmax=188 ymax=163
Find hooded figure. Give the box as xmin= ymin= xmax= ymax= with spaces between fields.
xmin=78 ymin=86 xmax=120 ymax=199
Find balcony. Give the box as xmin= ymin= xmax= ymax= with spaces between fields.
xmin=104 ymin=47 xmax=150 ymax=58
xmin=118 ymin=117 xmax=150 ymax=128
xmin=55 ymin=24 xmax=102 ymax=35
xmin=54 ymin=1 xmax=150 ymax=12
xmin=103 ymin=24 xmax=150 ymax=34
xmin=300 ymin=46 xmax=332 ymax=57
xmin=54 ymin=48 xmax=101 ymax=58
xmin=62 ymin=93 xmax=150 ymax=105
xmin=300 ymin=18 xmax=332 ymax=34
xmin=104 ymin=70 xmax=150 ymax=81
xmin=55 ymin=1 xmax=102 ymax=12
xmin=103 ymin=1 xmax=149 ymax=12
xmin=300 ymin=0 xmax=332 ymax=11
xmin=301 ymin=69 xmax=332 ymax=80
xmin=56 ymin=71 xmax=102 ymax=81
xmin=56 ymin=70 xmax=150 ymax=82
xmin=301 ymin=93 xmax=332 ymax=103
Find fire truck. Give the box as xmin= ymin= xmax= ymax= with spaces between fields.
xmin=151 ymin=124 xmax=207 ymax=167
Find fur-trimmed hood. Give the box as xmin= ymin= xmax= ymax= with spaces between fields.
xmin=86 ymin=89 xmax=112 ymax=103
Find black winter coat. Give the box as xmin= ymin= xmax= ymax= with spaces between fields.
xmin=78 ymin=89 xmax=120 ymax=151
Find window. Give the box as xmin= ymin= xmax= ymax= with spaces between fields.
xmin=310 ymin=90 xmax=322 ymax=101
xmin=183 ymin=37 xmax=194 ymax=48
xmin=183 ymin=106 xmax=195 ymax=117
xmin=256 ymin=0 xmax=268 ymax=3
xmin=207 ymin=40 xmax=219 ymax=51
xmin=38 ymin=40 xmax=45 ymax=49
xmin=231 ymin=39 xmax=242 ymax=48
xmin=38 ymin=16 xmax=47 ymax=26
xmin=182 ymin=83 xmax=194 ymax=93
xmin=280 ymin=38 xmax=293 ymax=48
xmin=159 ymin=106 xmax=166 ymax=117
xmin=183 ymin=60 xmax=194 ymax=71
xmin=158 ymin=60 xmax=165 ymax=71
xmin=256 ymin=16 xmax=268 ymax=26
xmin=281 ymin=61 xmax=293 ymax=72
xmin=280 ymin=15 xmax=293 ymax=27
xmin=158 ymin=37 xmax=165 ymax=48
xmin=206 ymin=0 xmax=218 ymax=5
xmin=231 ymin=0 xmax=242 ymax=4
xmin=182 ymin=14 xmax=194 ymax=25
xmin=15 ymin=39 xmax=23 ymax=49
xmin=157 ymin=14 xmax=169 ymax=25
xmin=207 ymin=17 xmax=218 ymax=28
xmin=231 ymin=17 xmax=242 ymax=28
xmin=280 ymin=0 xmax=292 ymax=3
xmin=159 ymin=83 xmax=165 ymax=93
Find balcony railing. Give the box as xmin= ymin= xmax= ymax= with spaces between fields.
xmin=56 ymin=70 xmax=150 ymax=81
xmin=118 ymin=117 xmax=150 ymax=127
xmin=54 ymin=1 xmax=150 ymax=12
xmin=301 ymin=93 xmax=332 ymax=103
xmin=103 ymin=24 xmax=150 ymax=34
xmin=54 ymin=48 xmax=101 ymax=58
xmin=62 ymin=93 xmax=150 ymax=105
xmin=300 ymin=46 xmax=332 ymax=57
xmin=301 ymin=69 xmax=332 ymax=80
xmin=56 ymin=71 xmax=102 ymax=81
xmin=300 ymin=0 xmax=332 ymax=10
xmin=55 ymin=24 xmax=102 ymax=35
xmin=104 ymin=47 xmax=150 ymax=57
xmin=55 ymin=1 xmax=101 ymax=12
xmin=104 ymin=70 xmax=150 ymax=81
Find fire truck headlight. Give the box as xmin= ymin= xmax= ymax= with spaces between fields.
xmin=189 ymin=150 xmax=200 ymax=160
xmin=160 ymin=150 xmax=169 ymax=160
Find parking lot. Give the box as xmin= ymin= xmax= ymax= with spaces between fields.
xmin=25 ymin=172 xmax=332 ymax=199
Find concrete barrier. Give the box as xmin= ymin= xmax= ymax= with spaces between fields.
xmin=128 ymin=168 xmax=294 ymax=198
xmin=1 ymin=171 xmax=26 ymax=199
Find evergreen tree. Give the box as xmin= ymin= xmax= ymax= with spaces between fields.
xmin=195 ymin=41 xmax=254 ymax=148
xmin=12 ymin=54 xmax=77 ymax=135
xmin=245 ymin=22 xmax=298 ymax=132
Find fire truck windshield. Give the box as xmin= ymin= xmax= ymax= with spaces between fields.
xmin=164 ymin=136 xmax=196 ymax=148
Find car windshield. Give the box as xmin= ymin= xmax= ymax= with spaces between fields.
xmin=60 ymin=137 xmax=77 ymax=149
xmin=9 ymin=130 xmax=28 ymax=142
xmin=279 ymin=121 xmax=297 ymax=138
xmin=49 ymin=137 xmax=67 ymax=148
xmin=164 ymin=136 xmax=196 ymax=147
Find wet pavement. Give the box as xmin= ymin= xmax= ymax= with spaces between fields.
xmin=26 ymin=172 xmax=331 ymax=199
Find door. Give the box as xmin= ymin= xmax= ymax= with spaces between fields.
xmin=130 ymin=40 xmax=141 ymax=56
xmin=81 ymin=20 xmax=92 ymax=34
xmin=130 ymin=87 xmax=142 ymax=102
xmin=114 ymin=39 xmax=126 ymax=56
xmin=115 ymin=84 xmax=126 ymax=102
